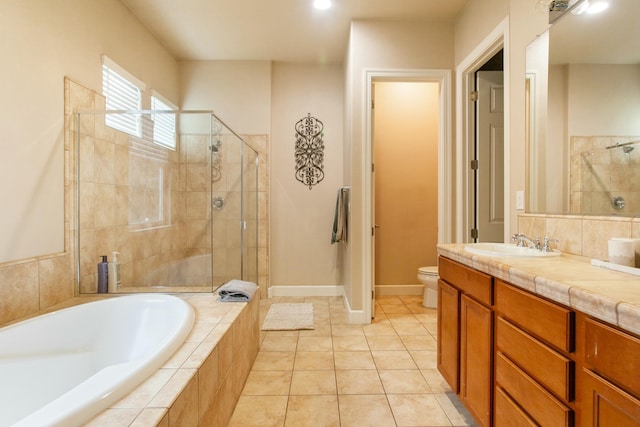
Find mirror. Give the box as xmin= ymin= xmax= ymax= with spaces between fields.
xmin=526 ymin=0 xmax=640 ymax=215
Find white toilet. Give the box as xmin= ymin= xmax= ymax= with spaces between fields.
xmin=418 ymin=266 xmax=439 ymax=309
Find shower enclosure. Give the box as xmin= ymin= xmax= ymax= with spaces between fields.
xmin=75 ymin=110 xmax=258 ymax=293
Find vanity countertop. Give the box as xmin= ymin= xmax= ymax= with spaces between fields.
xmin=437 ymin=243 xmax=640 ymax=336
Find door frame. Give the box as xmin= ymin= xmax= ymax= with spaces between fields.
xmin=455 ymin=17 xmax=510 ymax=243
xmin=363 ymin=69 xmax=452 ymax=322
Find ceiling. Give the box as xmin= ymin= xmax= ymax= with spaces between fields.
xmin=120 ymin=0 xmax=468 ymax=63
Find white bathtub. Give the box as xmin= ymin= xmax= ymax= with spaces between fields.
xmin=0 ymin=294 xmax=195 ymax=427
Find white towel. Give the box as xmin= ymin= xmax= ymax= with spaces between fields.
xmin=217 ymin=279 xmax=258 ymax=302
xmin=331 ymin=188 xmax=349 ymax=244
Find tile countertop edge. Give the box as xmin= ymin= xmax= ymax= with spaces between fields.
xmin=437 ymin=243 xmax=640 ymax=337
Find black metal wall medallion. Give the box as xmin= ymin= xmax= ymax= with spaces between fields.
xmin=294 ymin=113 xmax=325 ymax=189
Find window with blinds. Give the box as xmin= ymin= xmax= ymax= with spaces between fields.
xmin=101 ymin=56 xmax=145 ymax=137
xmin=151 ymin=93 xmax=177 ymax=150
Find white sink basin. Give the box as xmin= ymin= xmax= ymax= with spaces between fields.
xmin=464 ymin=243 xmax=561 ymax=258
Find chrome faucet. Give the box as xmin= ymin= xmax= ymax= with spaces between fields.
xmin=511 ymin=233 xmax=541 ymax=250
xmin=541 ymin=236 xmax=559 ymax=253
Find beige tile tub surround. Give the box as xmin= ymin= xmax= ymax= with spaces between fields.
xmin=84 ymin=293 xmax=260 ymax=427
xmin=438 ymin=243 xmax=640 ymax=336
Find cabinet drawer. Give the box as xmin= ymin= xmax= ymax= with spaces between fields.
xmin=495 ymin=280 xmax=574 ymax=353
xmin=496 ymin=352 xmax=573 ymax=427
xmin=439 ymin=256 xmax=493 ymax=305
xmin=495 ymin=386 xmax=537 ymax=427
xmin=496 ymin=316 xmax=573 ymax=401
xmin=584 ymin=317 xmax=640 ymax=397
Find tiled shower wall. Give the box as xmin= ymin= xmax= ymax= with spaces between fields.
xmin=570 ymin=135 xmax=640 ymax=214
xmin=0 ymin=78 xmax=269 ymax=327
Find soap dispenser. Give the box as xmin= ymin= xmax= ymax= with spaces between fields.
xmin=97 ymin=255 xmax=108 ymax=294
xmin=108 ymin=251 xmax=121 ymax=293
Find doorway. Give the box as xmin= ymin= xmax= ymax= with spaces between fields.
xmin=372 ymin=82 xmax=439 ymax=298
xmin=455 ymin=19 xmax=509 ymax=245
xmin=473 ymin=51 xmax=504 ymax=242
xmin=363 ymin=69 xmax=452 ymax=322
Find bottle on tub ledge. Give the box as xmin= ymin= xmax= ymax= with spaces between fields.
xmin=97 ymin=255 xmax=108 ymax=294
xmin=108 ymin=251 xmax=121 ymax=293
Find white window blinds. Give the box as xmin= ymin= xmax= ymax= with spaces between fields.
xmin=151 ymin=93 xmax=177 ymax=150
xmin=101 ymin=55 xmax=145 ymax=137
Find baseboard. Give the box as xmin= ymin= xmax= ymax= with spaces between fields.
xmin=268 ymin=285 xmax=345 ymax=298
xmin=343 ymin=295 xmax=368 ymax=324
xmin=375 ymin=284 xmax=423 ymax=296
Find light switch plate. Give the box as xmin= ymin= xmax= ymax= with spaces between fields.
xmin=516 ymin=190 xmax=525 ymax=210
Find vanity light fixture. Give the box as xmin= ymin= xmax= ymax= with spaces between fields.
xmin=313 ymin=0 xmax=331 ymax=10
xmin=571 ymin=0 xmax=609 ymax=15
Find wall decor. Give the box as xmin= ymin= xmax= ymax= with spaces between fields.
xmin=295 ymin=113 xmax=325 ymax=189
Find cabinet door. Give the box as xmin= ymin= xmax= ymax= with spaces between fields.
xmin=582 ymin=369 xmax=640 ymax=426
xmin=438 ymin=279 xmax=459 ymax=392
xmin=460 ymin=294 xmax=493 ymax=427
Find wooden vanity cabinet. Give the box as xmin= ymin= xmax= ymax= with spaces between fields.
xmin=494 ymin=280 xmax=575 ymax=426
xmin=438 ymin=256 xmax=493 ymax=427
xmin=438 ymin=255 xmax=640 ymax=426
xmin=580 ymin=316 xmax=640 ymax=426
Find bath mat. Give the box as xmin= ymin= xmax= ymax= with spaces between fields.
xmin=261 ymin=303 xmax=315 ymax=331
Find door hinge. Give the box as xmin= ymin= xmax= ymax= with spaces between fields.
xmin=372 ymin=227 xmax=375 ymax=236
xmin=471 ymin=228 xmax=479 ymax=239
xmin=470 ymin=91 xmax=478 ymax=102
xmin=471 ymin=159 xmax=479 ymax=170
xmin=372 ymin=99 xmax=375 ymax=109
xmin=372 ymin=163 xmax=375 ymax=173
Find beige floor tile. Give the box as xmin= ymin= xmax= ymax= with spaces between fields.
xmin=436 ymin=392 xmax=477 ymax=426
xmin=241 ymin=370 xmax=292 ymax=396
xmin=378 ymin=369 xmax=432 ymax=394
xmin=331 ymin=324 xmax=366 ymax=337
xmin=297 ymin=336 xmax=333 ymax=351
xmin=290 ymin=370 xmax=337 ymax=395
xmin=333 ymin=335 xmax=370 ymax=351
xmin=335 ymin=370 xmax=385 ymax=395
xmin=400 ymin=334 xmax=437 ymax=351
xmin=238 ymin=296 xmax=474 ymax=427
xmin=362 ymin=322 xmax=397 ymax=336
xmin=379 ymin=303 xmax=412 ymax=314
xmin=294 ymin=351 xmax=335 ymax=370
xmin=421 ymin=369 xmax=454 ymax=393
xmin=393 ymin=322 xmax=430 ymax=336
xmin=387 ymin=394 xmax=452 ymax=426
xmin=409 ymin=350 xmax=438 ymax=370
xmin=387 ymin=313 xmax=421 ymax=324
xmin=299 ymin=324 xmax=332 ymax=337
xmin=334 ymin=351 xmax=376 ymax=370
xmin=371 ymin=350 xmax=418 ymax=370
xmin=285 ymin=395 xmax=340 ymax=427
xmin=260 ymin=335 xmax=299 ymax=351
xmin=366 ymin=335 xmax=406 ymax=351
xmin=228 ymin=395 xmax=288 ymax=427
xmin=252 ymin=351 xmax=295 ymax=370
xmin=338 ymin=394 xmax=396 ymax=427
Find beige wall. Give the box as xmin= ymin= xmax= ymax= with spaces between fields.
xmin=0 ymin=0 xmax=179 ymax=263
xmin=178 ymin=61 xmax=272 ymax=134
xmin=344 ymin=20 xmax=454 ymax=310
xmin=374 ymin=82 xmax=439 ymax=285
xmin=270 ymin=62 xmax=344 ymax=287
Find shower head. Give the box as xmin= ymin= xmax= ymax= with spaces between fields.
xmin=623 ymin=146 xmax=634 ymax=154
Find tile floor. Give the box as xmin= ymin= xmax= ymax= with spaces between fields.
xmin=228 ymin=295 xmax=477 ymax=427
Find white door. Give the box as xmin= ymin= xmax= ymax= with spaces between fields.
xmin=476 ymin=71 xmax=504 ymax=242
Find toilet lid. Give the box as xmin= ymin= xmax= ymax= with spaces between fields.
xmin=419 ymin=266 xmax=438 ymax=276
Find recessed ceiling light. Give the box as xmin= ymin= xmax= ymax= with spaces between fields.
xmin=313 ymin=0 xmax=331 ymax=10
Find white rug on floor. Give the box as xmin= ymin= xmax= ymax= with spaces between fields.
xmin=261 ymin=303 xmax=315 ymax=330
